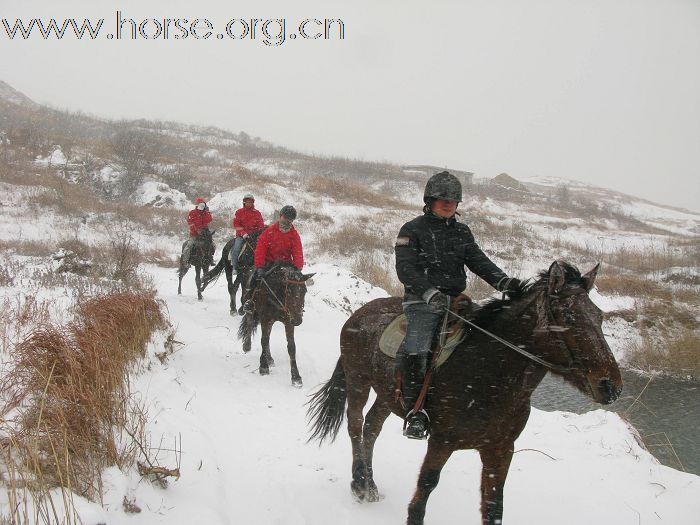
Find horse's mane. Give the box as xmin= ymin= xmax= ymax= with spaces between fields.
xmin=470 ymin=261 xmax=583 ymax=327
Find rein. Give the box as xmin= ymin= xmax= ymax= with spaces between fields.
xmin=445 ymin=287 xmax=588 ymax=374
xmin=260 ymin=274 xmax=305 ymax=318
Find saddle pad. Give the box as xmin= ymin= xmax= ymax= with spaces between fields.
xmin=378 ymin=313 xmax=467 ymax=369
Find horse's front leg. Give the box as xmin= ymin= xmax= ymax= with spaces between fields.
xmin=195 ymin=266 xmax=203 ymax=300
xmin=226 ymin=264 xmax=237 ymax=315
xmin=478 ymin=445 xmax=514 ymax=525
xmin=407 ymin=440 xmax=454 ymax=525
xmin=259 ymin=319 xmax=274 ymax=375
xmin=284 ymin=323 xmax=302 ymax=387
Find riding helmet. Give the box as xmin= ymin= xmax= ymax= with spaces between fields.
xmin=423 ymin=171 xmax=462 ymax=203
xmin=280 ymin=205 xmax=297 ymax=221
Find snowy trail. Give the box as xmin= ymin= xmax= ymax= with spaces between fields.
xmin=90 ymin=264 xmax=700 ymax=525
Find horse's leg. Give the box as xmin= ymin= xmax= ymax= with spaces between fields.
xmin=259 ymin=319 xmax=274 ymax=375
xmin=284 ymin=323 xmax=302 ymax=387
xmin=226 ymin=264 xmax=237 ymax=315
xmin=347 ymin=380 xmax=372 ymax=501
xmin=478 ymin=445 xmax=514 ymax=525
xmin=406 ymin=440 xmax=454 ymax=525
xmin=195 ymin=266 xmax=203 ymax=301
xmin=178 ymin=262 xmax=188 ymax=295
xmin=359 ymin=400 xmax=391 ymax=502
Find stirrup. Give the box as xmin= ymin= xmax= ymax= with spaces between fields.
xmin=242 ymin=299 xmax=254 ymax=313
xmin=403 ymin=409 xmax=430 ymax=440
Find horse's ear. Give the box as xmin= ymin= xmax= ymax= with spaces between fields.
xmin=581 ymin=263 xmax=600 ymax=292
xmin=302 ymin=272 xmax=316 ymax=283
xmin=548 ymin=261 xmax=566 ymax=295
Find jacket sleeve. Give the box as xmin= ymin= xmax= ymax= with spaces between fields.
xmin=291 ymin=231 xmax=304 ymax=270
xmin=395 ymin=222 xmax=433 ymax=298
xmin=187 ymin=210 xmax=196 ymax=227
xmin=233 ymin=209 xmax=243 ymax=233
xmin=254 ymin=228 xmax=270 ymax=268
xmin=253 ymin=211 xmax=265 ymax=233
xmin=463 ymin=230 xmax=508 ymax=289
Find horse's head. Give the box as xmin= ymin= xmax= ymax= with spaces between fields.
xmin=525 ymin=261 xmax=622 ymax=404
xmin=265 ymin=264 xmax=315 ymax=326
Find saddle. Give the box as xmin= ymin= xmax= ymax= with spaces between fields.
xmin=379 ymin=294 xmax=476 ymax=370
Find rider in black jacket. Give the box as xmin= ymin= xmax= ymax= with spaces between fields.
xmin=395 ymin=171 xmax=521 ymax=439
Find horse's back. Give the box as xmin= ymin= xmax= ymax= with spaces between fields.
xmin=340 ymin=297 xmax=402 ymax=360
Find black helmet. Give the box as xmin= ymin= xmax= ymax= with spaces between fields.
xmin=280 ymin=205 xmax=297 ymax=221
xmin=423 ymin=171 xmax=462 ymax=203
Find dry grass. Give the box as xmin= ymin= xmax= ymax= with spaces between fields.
xmin=314 ymin=222 xmax=393 ymax=257
xmin=625 ymin=328 xmax=700 ymax=380
xmin=595 ymin=273 xmax=672 ymax=300
xmin=351 ymin=253 xmax=403 ymax=297
xmin=0 ymin=292 xmax=168 ymax=509
xmin=305 ymin=175 xmax=408 ymax=209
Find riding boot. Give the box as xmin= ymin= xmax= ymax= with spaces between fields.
xmin=399 ymin=352 xmax=430 ymax=439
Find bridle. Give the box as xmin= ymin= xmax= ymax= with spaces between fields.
xmin=446 ymin=286 xmax=587 ymax=374
xmin=259 ymin=271 xmax=306 ymax=320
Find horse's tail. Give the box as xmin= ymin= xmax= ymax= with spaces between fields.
xmin=201 ymin=252 xmax=226 ymax=290
xmin=237 ymin=310 xmax=259 ymax=341
xmin=306 ymin=358 xmax=347 ymax=445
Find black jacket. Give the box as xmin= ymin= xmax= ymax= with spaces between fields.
xmin=395 ymin=212 xmax=508 ymax=300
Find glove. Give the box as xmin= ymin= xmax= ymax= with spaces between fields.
xmin=423 ymin=289 xmax=449 ymax=311
xmin=242 ymin=233 xmax=249 ymax=239
xmin=499 ymin=277 xmax=522 ymax=299
xmin=254 ymin=268 xmax=265 ymax=279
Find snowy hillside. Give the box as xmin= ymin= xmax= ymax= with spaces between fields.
xmin=0 ymin=80 xmax=698 ymax=523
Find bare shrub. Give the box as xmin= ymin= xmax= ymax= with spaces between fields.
xmin=1 ymin=292 xmax=168 ymax=502
xmin=351 ymin=253 xmax=402 ymax=297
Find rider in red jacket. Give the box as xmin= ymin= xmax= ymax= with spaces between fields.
xmin=254 ymin=205 xmax=304 ymax=271
xmin=188 ymin=198 xmax=213 ymax=236
xmin=241 ymin=205 xmax=303 ymax=314
xmin=184 ymin=198 xmax=213 ymax=264
xmin=230 ymin=194 xmax=265 ymax=271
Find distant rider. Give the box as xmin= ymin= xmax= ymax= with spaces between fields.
xmin=183 ymin=197 xmax=213 ymax=264
xmin=230 ymin=194 xmax=265 ymax=272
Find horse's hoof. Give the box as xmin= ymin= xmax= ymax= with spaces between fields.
xmin=292 ymin=378 xmax=303 ymax=388
xmin=230 ymin=310 xmax=238 ymax=317
xmin=198 ymin=297 xmax=203 ymax=301
xmin=259 ymin=367 xmax=270 ymax=376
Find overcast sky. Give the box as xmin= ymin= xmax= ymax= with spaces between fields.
xmin=2 ymin=0 xmax=699 ymax=212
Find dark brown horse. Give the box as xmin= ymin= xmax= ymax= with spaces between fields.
xmin=177 ymin=229 xmax=215 ymax=301
xmin=238 ymin=263 xmax=315 ymax=387
xmin=201 ymin=231 xmax=262 ymax=315
xmin=307 ymin=261 xmax=622 ymax=525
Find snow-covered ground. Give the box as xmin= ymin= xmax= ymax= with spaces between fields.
xmin=31 ymin=262 xmax=696 ymax=525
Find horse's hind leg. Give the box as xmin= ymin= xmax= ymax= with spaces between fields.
xmin=284 ymin=324 xmax=302 ymax=387
xmin=346 ymin=379 xmax=374 ymax=502
xmin=359 ymin=400 xmax=391 ymax=502
xmin=406 ymin=440 xmax=454 ymax=525
xmin=177 ymin=263 xmax=188 ymax=295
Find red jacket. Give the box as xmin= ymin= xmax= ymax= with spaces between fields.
xmin=254 ymin=222 xmax=304 ymax=270
xmin=232 ymin=207 xmax=265 ymax=237
xmin=187 ymin=208 xmax=213 ymax=237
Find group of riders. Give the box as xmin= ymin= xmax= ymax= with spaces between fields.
xmin=183 ymin=171 xmax=521 ymax=440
